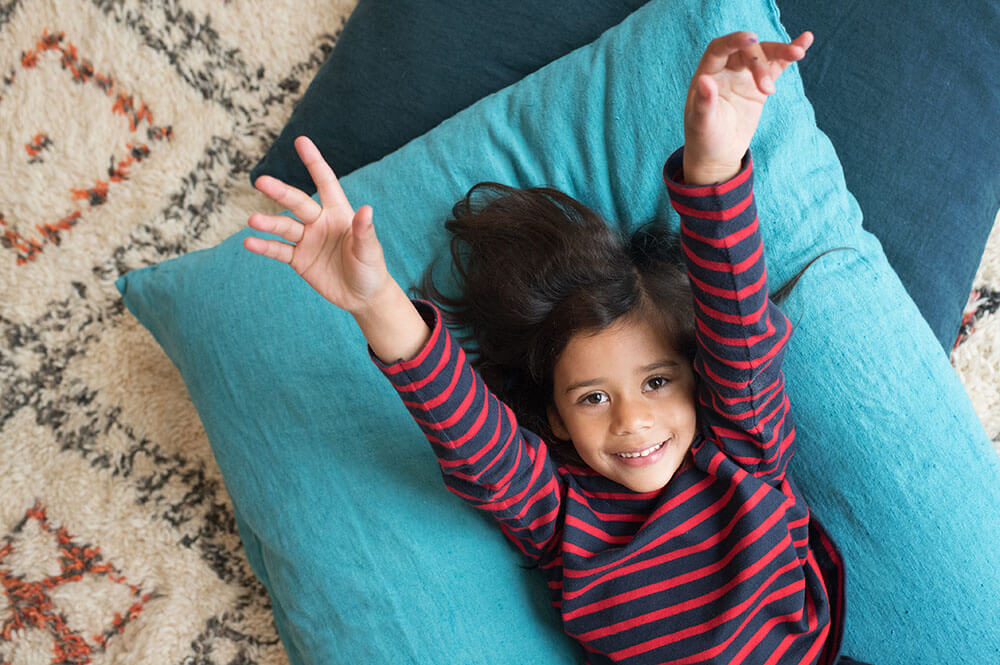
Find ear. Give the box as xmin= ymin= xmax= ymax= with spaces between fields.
xmin=547 ymin=405 xmax=570 ymax=441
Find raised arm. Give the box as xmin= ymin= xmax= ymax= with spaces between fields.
xmin=665 ymin=31 xmax=812 ymax=485
xmin=244 ymin=136 xmax=429 ymax=364
xmin=244 ymin=138 xmax=565 ymax=560
xmin=666 ymin=149 xmax=794 ymax=485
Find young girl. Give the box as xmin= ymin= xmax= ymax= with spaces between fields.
xmin=244 ymin=30 xmax=861 ymax=665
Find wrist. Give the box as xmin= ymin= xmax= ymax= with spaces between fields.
xmin=682 ymin=159 xmax=741 ymax=186
xmin=351 ymin=278 xmax=404 ymax=321
xmin=352 ymin=281 xmax=431 ymax=364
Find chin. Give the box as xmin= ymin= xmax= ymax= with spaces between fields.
xmin=623 ymin=477 xmax=672 ymax=493
xmin=617 ymin=468 xmax=679 ymax=493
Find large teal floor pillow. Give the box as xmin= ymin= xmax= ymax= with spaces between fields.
xmin=117 ymin=0 xmax=1000 ymax=663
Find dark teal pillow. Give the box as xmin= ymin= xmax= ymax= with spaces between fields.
xmin=122 ymin=0 xmax=1000 ymax=662
xmin=250 ymin=0 xmax=648 ymax=189
xmin=776 ymin=1 xmax=1000 ymax=350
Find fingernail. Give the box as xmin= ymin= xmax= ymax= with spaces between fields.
xmin=748 ymin=36 xmax=758 ymax=44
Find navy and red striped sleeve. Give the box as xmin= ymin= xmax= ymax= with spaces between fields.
xmin=373 ymin=301 xmax=565 ymax=561
xmin=664 ymin=147 xmax=795 ymax=486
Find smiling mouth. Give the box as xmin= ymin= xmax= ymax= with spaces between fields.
xmin=615 ymin=441 xmax=665 ymax=459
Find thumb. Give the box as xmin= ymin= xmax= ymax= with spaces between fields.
xmin=689 ymin=74 xmax=717 ymax=122
xmin=351 ymin=205 xmax=382 ymax=266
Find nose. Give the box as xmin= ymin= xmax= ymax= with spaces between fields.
xmin=611 ymin=396 xmax=654 ymax=436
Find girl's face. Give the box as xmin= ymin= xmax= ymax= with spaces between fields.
xmin=547 ymin=315 xmax=697 ymax=493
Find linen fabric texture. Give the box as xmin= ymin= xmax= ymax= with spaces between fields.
xmin=119 ymin=0 xmax=1000 ymax=662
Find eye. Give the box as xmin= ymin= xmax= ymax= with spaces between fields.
xmin=579 ymin=392 xmax=608 ymax=406
xmin=645 ymin=375 xmax=671 ymax=391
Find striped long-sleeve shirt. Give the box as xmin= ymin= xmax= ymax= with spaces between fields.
xmin=375 ymin=148 xmax=844 ymax=664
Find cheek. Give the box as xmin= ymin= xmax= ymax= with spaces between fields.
xmin=570 ymin=438 xmax=607 ymax=469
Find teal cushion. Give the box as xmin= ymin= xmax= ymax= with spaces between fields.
xmin=117 ymin=0 xmax=1000 ymax=662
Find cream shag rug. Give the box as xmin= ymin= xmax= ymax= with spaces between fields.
xmin=1 ymin=1 xmax=997 ymax=664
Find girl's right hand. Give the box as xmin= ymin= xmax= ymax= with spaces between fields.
xmin=244 ymin=136 xmax=389 ymax=316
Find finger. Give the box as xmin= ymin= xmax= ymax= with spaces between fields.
xmin=350 ymin=205 xmax=382 ymax=266
xmin=792 ymin=30 xmax=814 ymax=52
xmin=254 ymin=174 xmax=323 ymax=225
xmin=294 ymin=136 xmax=352 ymax=213
xmin=248 ymin=212 xmax=305 ymax=244
xmin=243 ymin=236 xmax=295 ymax=264
xmin=739 ymin=41 xmax=774 ymax=94
xmin=698 ymin=31 xmax=759 ymax=75
xmin=759 ymin=32 xmax=814 ymax=77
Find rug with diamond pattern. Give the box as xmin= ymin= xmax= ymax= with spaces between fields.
xmin=1 ymin=1 xmax=997 ymax=664
xmin=1 ymin=1 xmax=354 ymax=663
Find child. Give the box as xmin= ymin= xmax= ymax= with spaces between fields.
xmin=244 ymin=30 xmax=862 ymax=665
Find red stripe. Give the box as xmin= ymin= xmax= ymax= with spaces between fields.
xmin=670 ymin=189 xmax=753 ymax=221
xmin=796 ymin=610 xmax=830 ymax=665
xmin=709 ymin=373 xmax=782 ymax=407
xmin=387 ymin=328 xmax=452 ymax=392
xmin=721 ymin=418 xmax=793 ymax=474
xmin=475 ymin=417 xmax=520 ymax=488
xmin=576 ymin=555 xmax=802 ymax=643
xmin=567 ymin=487 xmax=646 ymax=522
xmin=725 ymin=583 xmax=813 ymax=664
xmin=681 ymin=215 xmax=759 ymax=248
xmin=571 ymin=484 xmax=663 ymax=502
xmin=696 ymin=294 xmax=768 ymax=326
xmin=500 ymin=474 xmax=560 ymax=523
xmin=683 ymin=238 xmax=763 ymax=275
xmin=580 ymin=561 xmax=797 ymax=662
xmin=448 ymin=416 xmax=519 ymax=487
xmin=751 ymin=393 xmax=791 ymax=439
xmin=815 ymin=525 xmax=844 ymax=665
xmin=688 ymin=266 xmax=767 ymax=302
xmin=695 ymin=357 xmax=750 ymax=391
xmin=696 ymin=312 xmax=776 ymax=348
xmin=498 ymin=484 xmax=562 ymax=547
xmin=696 ymin=319 xmax=789 ymax=375
xmin=412 ymin=364 xmax=479 ymax=432
xmin=440 ymin=413 xmax=507 ymax=474
xmin=474 ymin=445 xmax=548 ymax=513
xmin=705 ymin=379 xmax=785 ymax=424
xmin=565 ymin=514 xmax=632 ymax=545
xmin=761 ymin=565 xmax=827 ymax=665
xmin=400 ymin=344 xmax=463 ymax=409
xmin=380 ymin=305 xmax=442 ymax=374
xmin=497 ymin=521 xmax=533 ymax=557
xmin=664 ymin=155 xmax=753 ymax=196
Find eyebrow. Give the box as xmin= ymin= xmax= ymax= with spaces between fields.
xmin=562 ymin=360 xmax=681 ymax=395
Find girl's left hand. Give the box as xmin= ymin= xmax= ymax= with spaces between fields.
xmin=682 ymin=30 xmax=813 ymax=185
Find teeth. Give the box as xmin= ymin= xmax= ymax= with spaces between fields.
xmin=616 ymin=442 xmax=664 ymax=458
